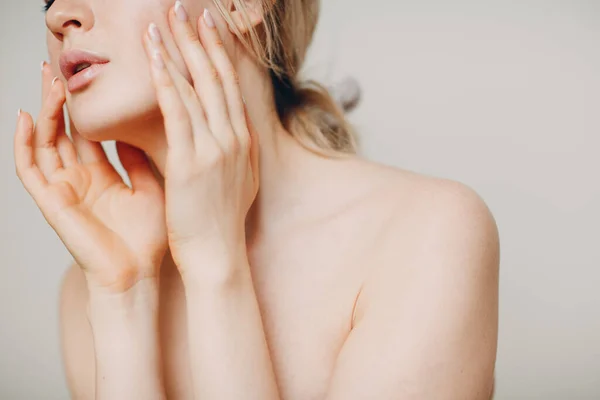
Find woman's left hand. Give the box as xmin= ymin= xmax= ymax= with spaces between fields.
xmin=143 ymin=5 xmax=259 ymax=273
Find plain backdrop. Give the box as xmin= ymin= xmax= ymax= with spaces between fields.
xmin=1 ymin=0 xmax=599 ymax=398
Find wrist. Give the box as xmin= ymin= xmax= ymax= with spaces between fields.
xmin=83 ymin=260 xmax=161 ymax=295
xmin=86 ymin=277 xmax=161 ymax=325
xmin=87 ymin=277 xmax=166 ymax=400
xmin=176 ymin=243 xmax=249 ymax=292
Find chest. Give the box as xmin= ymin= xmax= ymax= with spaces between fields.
xmin=157 ymin=223 xmax=377 ymax=400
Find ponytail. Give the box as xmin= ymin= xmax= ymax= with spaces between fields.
xmin=271 ymin=69 xmax=361 ymax=157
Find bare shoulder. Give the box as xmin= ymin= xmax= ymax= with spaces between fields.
xmin=370 ymin=159 xmax=500 ymax=294
xmin=347 ymin=157 xmax=499 ymax=252
xmin=59 ymin=263 xmax=95 ymax=398
xmin=338 ymin=158 xmax=499 ymax=398
xmin=347 ymin=156 xmax=500 ymax=279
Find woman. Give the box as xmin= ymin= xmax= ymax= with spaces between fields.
xmin=14 ymin=0 xmax=500 ymax=398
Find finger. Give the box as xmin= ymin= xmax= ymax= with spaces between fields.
xmin=116 ymin=142 xmax=161 ymax=193
xmin=41 ymin=61 xmax=53 ymax=103
xmin=169 ymin=2 xmax=233 ymax=144
xmin=34 ymin=78 xmax=66 ymax=178
xmin=198 ymin=9 xmax=247 ymax=145
xmin=67 ymin=113 xmax=110 ymax=165
xmin=144 ymin=23 xmax=207 ymax=156
xmin=41 ymin=64 xmax=78 ymax=168
xmin=56 ymin=107 xmax=79 ymax=168
xmin=14 ymin=110 xmax=49 ymax=199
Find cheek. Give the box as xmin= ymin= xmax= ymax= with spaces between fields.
xmin=114 ymin=0 xmax=169 ymax=45
xmin=127 ymin=2 xmax=190 ymax=73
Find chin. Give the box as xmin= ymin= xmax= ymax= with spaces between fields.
xmin=65 ymin=67 xmax=161 ymax=143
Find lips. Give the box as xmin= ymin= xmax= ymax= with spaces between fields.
xmin=59 ymin=49 xmax=110 ymax=80
xmin=58 ymin=49 xmax=110 ymax=92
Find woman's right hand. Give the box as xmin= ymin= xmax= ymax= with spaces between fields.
xmin=14 ymin=64 xmax=168 ymax=295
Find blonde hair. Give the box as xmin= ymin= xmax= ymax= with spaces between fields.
xmin=213 ymin=0 xmax=360 ymax=157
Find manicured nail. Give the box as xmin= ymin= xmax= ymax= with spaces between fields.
xmin=152 ymin=50 xmax=165 ymax=69
xmin=148 ymin=23 xmax=162 ymax=44
xmin=204 ymin=9 xmax=215 ymax=28
xmin=175 ymin=1 xmax=188 ymax=21
xmin=17 ymin=108 xmax=21 ymax=118
xmin=41 ymin=61 xmax=47 ymax=71
xmin=51 ymin=77 xmax=58 ymax=86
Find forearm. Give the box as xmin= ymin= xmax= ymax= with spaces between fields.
xmin=180 ymin=247 xmax=280 ymax=400
xmin=87 ymin=279 xmax=166 ymax=400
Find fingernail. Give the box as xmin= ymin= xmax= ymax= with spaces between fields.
xmin=41 ymin=61 xmax=47 ymax=71
xmin=175 ymin=1 xmax=188 ymax=21
xmin=17 ymin=108 xmax=21 ymax=118
xmin=51 ymin=77 xmax=58 ymax=86
xmin=148 ymin=23 xmax=162 ymax=44
xmin=204 ymin=9 xmax=215 ymax=28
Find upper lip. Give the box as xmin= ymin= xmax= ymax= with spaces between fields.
xmin=59 ymin=49 xmax=110 ymax=81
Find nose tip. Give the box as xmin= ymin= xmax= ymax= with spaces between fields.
xmin=45 ymin=2 xmax=93 ymax=40
xmin=50 ymin=20 xmax=83 ymax=41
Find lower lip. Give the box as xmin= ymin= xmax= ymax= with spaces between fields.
xmin=67 ymin=62 xmax=109 ymax=93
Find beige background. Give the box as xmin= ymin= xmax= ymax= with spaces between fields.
xmin=1 ymin=0 xmax=599 ymax=398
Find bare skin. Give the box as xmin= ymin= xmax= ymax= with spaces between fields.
xmin=20 ymin=0 xmax=501 ymax=398
xmin=61 ymin=156 xmax=499 ymax=400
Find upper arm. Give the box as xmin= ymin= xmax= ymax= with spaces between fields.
xmin=326 ymin=182 xmax=500 ymax=400
xmin=59 ymin=263 xmax=96 ymax=399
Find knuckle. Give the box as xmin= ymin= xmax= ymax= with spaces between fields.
xmin=39 ymin=138 xmax=55 ymax=150
xmin=209 ymin=67 xmax=220 ymax=83
xmin=223 ymin=135 xmax=240 ymax=154
xmin=214 ymin=38 xmax=224 ymax=49
xmin=184 ymin=28 xmax=201 ymax=44
xmin=204 ymin=148 xmax=226 ymax=168
xmin=227 ymin=68 xmax=240 ymax=84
